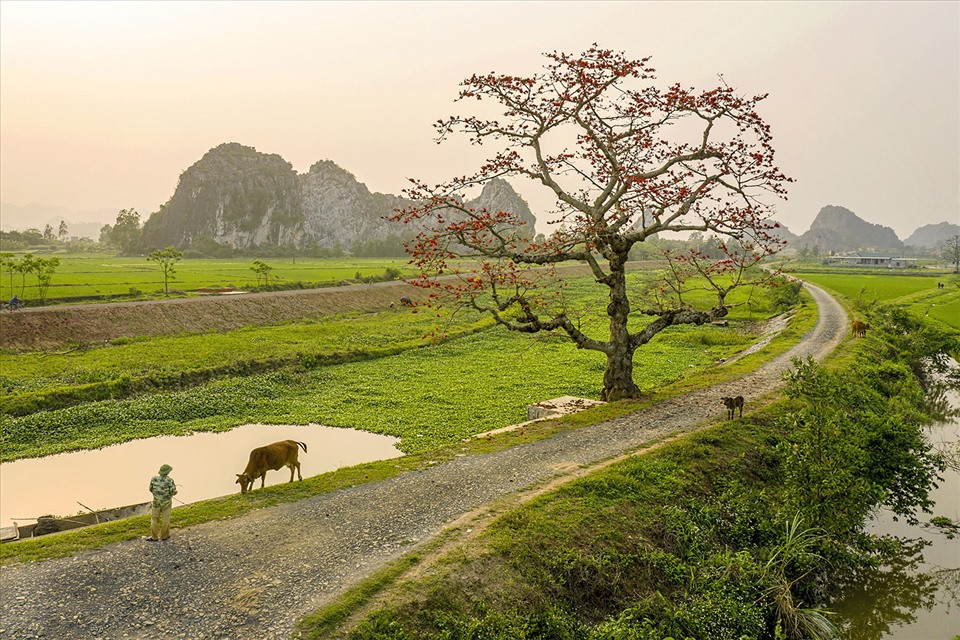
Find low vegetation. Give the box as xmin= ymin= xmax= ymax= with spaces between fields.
xmin=0 ymin=308 xmax=496 ymax=415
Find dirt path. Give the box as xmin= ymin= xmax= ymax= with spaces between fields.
xmin=0 ymin=284 xmax=847 ymax=640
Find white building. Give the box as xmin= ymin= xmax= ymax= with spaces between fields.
xmin=826 ymin=253 xmax=917 ymax=268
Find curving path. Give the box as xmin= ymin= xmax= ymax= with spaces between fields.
xmin=0 ymin=284 xmax=847 ymax=640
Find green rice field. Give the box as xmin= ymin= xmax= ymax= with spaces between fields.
xmin=0 ymin=254 xmax=416 ymax=302
xmin=795 ymin=271 xmax=960 ymax=331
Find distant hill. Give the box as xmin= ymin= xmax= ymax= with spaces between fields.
xmin=795 ymin=205 xmax=903 ymax=252
xmin=141 ymin=143 xmax=537 ymax=251
xmin=770 ymin=220 xmax=799 ymax=245
xmin=7 ymin=154 xmax=954 ymax=256
xmin=904 ymin=221 xmax=960 ymax=248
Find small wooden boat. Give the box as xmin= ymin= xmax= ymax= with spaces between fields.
xmin=2 ymin=501 xmax=152 ymax=542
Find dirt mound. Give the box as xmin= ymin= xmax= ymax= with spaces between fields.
xmin=0 ymin=282 xmax=426 ymax=352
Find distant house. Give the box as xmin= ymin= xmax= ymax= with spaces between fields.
xmin=826 ymin=253 xmax=917 ymax=268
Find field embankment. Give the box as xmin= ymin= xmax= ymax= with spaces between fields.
xmin=0 ymin=281 xmax=429 ymax=351
xmin=0 ymin=264 xmax=604 ymax=351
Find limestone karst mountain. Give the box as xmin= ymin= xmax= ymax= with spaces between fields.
xmin=140 ymin=143 xmax=536 ymax=251
xmin=796 ymin=205 xmax=903 ymax=252
xmin=770 ymin=220 xmax=799 ymax=245
xmin=904 ymin=221 xmax=960 ymax=248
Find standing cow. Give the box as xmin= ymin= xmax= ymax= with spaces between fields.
xmin=721 ymin=396 xmax=744 ymax=419
xmin=236 ymin=440 xmax=307 ymax=493
xmin=851 ymin=320 xmax=870 ymax=338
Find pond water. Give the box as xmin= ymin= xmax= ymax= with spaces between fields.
xmin=0 ymin=423 xmax=402 ymax=528
xmin=832 ymin=381 xmax=960 ymax=638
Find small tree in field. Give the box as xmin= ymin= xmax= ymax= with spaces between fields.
xmin=34 ymin=256 xmax=60 ymax=304
xmin=251 ymin=260 xmax=273 ymax=287
xmin=13 ymin=254 xmax=37 ymax=298
xmin=148 ymin=246 xmax=183 ymax=295
xmin=393 ymin=46 xmax=791 ymax=400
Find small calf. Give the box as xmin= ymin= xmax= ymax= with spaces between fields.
xmin=721 ymin=396 xmax=744 ymax=419
xmin=851 ymin=320 xmax=870 ymax=338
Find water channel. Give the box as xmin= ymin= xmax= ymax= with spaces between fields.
xmin=0 ymin=423 xmax=402 ymax=530
xmin=832 ymin=378 xmax=960 ymax=638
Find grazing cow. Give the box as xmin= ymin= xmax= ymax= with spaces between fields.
xmin=399 ymin=297 xmax=413 ymax=306
xmin=851 ymin=320 xmax=870 ymax=338
xmin=721 ymin=396 xmax=744 ymax=419
xmin=236 ymin=440 xmax=307 ymax=493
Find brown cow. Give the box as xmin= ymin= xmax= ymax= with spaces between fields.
xmin=852 ymin=320 xmax=870 ymax=338
xmin=236 ymin=440 xmax=307 ymax=493
xmin=721 ymin=396 xmax=744 ymax=419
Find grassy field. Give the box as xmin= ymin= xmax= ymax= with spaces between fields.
xmin=795 ymin=270 xmax=960 ymax=331
xmin=791 ymin=271 xmax=942 ymax=301
xmin=0 ymin=254 xmax=416 ymax=302
xmin=1 ymin=273 xmax=783 ymax=460
xmin=0 ymin=307 xmax=492 ymax=397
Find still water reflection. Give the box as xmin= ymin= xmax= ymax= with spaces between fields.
xmin=0 ymin=424 xmax=402 ymax=528
xmin=833 ymin=380 xmax=960 ymax=638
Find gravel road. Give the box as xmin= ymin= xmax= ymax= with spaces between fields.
xmin=0 ymin=284 xmax=847 ymax=640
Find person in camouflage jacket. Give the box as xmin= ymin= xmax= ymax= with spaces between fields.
xmin=147 ymin=464 xmax=177 ymax=541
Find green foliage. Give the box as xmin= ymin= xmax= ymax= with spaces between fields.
xmin=33 ymin=256 xmax=60 ymax=304
xmin=776 ymin=358 xmax=884 ymax=534
xmin=250 ymin=259 xmax=273 ymax=286
xmin=351 ymin=234 xmax=409 ymax=258
xmin=777 ymin=350 xmax=944 ymax=533
xmin=761 ymin=516 xmax=836 ymax=640
xmin=0 ymin=229 xmax=46 ymax=251
xmin=349 ymin=606 xmax=587 ymax=640
xmin=111 ymin=208 xmax=143 ymax=255
xmin=147 ymin=246 xmax=183 ymax=295
xmin=765 ymin=276 xmax=803 ymax=313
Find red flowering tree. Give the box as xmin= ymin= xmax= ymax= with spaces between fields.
xmin=393 ymin=46 xmax=792 ymax=401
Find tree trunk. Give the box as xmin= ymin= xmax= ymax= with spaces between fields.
xmin=601 ymin=345 xmax=641 ymax=401
xmin=600 ymin=252 xmax=641 ymax=401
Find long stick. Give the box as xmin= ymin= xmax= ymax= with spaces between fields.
xmin=77 ymin=501 xmax=100 ymax=525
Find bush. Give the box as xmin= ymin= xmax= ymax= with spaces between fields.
xmin=766 ymin=277 xmax=803 ymax=312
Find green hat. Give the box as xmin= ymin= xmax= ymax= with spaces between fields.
xmin=159 ymin=464 xmax=173 ymax=475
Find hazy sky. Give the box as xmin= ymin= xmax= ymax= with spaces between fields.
xmin=1 ymin=0 xmax=957 ymax=237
